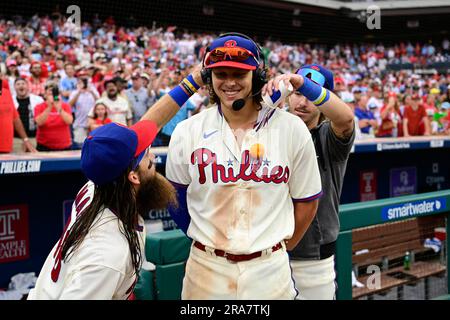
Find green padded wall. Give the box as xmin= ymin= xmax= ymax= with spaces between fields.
xmin=146 ymin=229 xmax=192 ymax=265
xmin=134 ymin=269 xmax=155 ymax=300
xmin=155 ymin=261 xmax=186 ymax=300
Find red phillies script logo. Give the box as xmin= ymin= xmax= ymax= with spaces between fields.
xmin=51 ymin=183 xmax=91 ymax=282
xmin=191 ymin=148 xmax=289 ymax=184
xmin=0 ymin=205 xmax=29 ymax=263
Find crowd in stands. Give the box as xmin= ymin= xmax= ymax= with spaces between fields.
xmin=1 ymin=12 xmax=450 ymax=153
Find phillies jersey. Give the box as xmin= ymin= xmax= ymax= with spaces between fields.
xmin=28 ymin=181 xmax=145 ymax=300
xmin=166 ymin=104 xmax=322 ymax=254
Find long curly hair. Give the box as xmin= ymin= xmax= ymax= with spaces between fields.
xmin=61 ymin=164 xmax=142 ymax=278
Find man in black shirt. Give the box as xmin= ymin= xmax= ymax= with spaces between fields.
xmin=265 ymin=65 xmax=355 ymax=299
xmin=12 ymin=78 xmax=43 ymax=152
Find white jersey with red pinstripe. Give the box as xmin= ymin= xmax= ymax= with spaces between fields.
xmin=28 ymin=181 xmax=145 ymax=300
xmin=166 ymin=104 xmax=322 ymax=254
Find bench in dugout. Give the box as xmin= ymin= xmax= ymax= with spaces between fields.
xmin=351 ymin=216 xmax=446 ymax=300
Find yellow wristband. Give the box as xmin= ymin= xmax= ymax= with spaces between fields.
xmin=182 ymin=78 xmax=197 ymax=94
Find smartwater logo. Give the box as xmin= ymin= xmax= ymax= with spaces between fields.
xmin=381 ymin=198 xmax=446 ymax=221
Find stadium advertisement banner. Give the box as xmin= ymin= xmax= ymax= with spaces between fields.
xmin=0 ymin=204 xmax=29 ymax=263
xmin=0 ymin=160 xmax=41 ymax=175
xmin=360 ymin=170 xmax=377 ymax=202
xmin=60 ymin=201 xmax=177 ymax=232
xmin=381 ymin=198 xmax=447 ymax=222
xmin=422 ymin=162 xmax=449 ymax=192
xmin=390 ymin=167 xmax=417 ymax=197
xmin=146 ymin=209 xmax=177 ymax=232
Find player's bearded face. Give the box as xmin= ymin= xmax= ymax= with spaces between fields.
xmin=212 ymin=67 xmax=252 ymax=109
xmin=135 ymin=171 xmax=178 ymax=215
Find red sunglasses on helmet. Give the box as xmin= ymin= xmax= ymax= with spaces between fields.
xmin=208 ymin=46 xmax=258 ymax=63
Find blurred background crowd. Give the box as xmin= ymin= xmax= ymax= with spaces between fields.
xmin=1 ymin=12 xmax=450 ymax=153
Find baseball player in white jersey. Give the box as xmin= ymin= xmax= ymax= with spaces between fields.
xmin=27 ymin=70 xmax=206 ymax=299
xmin=165 ymin=33 xmax=322 ymax=300
xmin=28 ymin=120 xmax=179 ymax=299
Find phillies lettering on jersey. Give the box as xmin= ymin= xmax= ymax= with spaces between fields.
xmin=191 ymin=148 xmax=289 ymax=184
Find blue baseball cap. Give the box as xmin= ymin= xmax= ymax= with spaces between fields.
xmin=81 ymin=120 xmax=158 ymax=186
xmin=296 ymin=64 xmax=334 ymax=91
xmin=205 ymin=35 xmax=260 ymax=70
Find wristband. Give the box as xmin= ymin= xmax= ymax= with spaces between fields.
xmin=185 ymin=74 xmax=200 ymax=91
xmin=23 ymin=137 xmax=29 ymax=142
xmin=168 ymin=74 xmax=201 ymax=108
xmin=297 ymin=76 xmax=330 ymax=106
xmin=313 ymin=87 xmax=330 ymax=106
xmin=168 ymin=85 xmax=190 ymax=108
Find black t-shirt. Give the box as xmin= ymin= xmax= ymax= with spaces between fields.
xmin=291 ymin=121 xmax=355 ymax=260
xmin=15 ymin=97 xmax=36 ymax=137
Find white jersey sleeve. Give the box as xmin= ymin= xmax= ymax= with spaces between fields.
xmin=59 ymin=264 xmax=125 ymax=300
xmin=288 ymin=120 xmax=322 ymax=201
xmin=166 ymin=122 xmax=192 ymax=186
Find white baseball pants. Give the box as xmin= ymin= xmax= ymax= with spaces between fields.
xmin=182 ymin=242 xmax=297 ymax=300
xmin=290 ymin=255 xmax=336 ymax=300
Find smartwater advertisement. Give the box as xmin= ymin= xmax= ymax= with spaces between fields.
xmin=381 ymin=197 xmax=447 ymax=221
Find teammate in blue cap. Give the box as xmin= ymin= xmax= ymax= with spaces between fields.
xmin=263 ymin=64 xmax=355 ymax=300
xmin=28 ymin=120 xmax=180 ymax=299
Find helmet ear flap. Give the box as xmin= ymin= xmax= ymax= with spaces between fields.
xmin=201 ymin=68 xmax=211 ymax=85
xmin=200 ymin=45 xmax=212 ymax=84
xmin=252 ymin=68 xmax=268 ymax=94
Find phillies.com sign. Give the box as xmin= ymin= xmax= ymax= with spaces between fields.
xmin=0 ymin=205 xmax=29 ymax=263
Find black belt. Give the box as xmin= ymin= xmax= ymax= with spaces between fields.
xmin=320 ymin=241 xmax=336 ymax=260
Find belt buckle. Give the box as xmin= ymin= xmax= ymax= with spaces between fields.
xmin=204 ymin=245 xmax=217 ymax=257
xmin=261 ymin=248 xmax=272 ymax=259
xmin=224 ymin=252 xmax=238 ymax=263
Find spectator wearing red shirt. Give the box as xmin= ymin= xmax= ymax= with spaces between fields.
xmin=403 ymin=94 xmax=430 ymax=137
xmin=0 ymin=78 xmax=36 ymax=153
xmin=28 ymin=61 xmax=47 ymax=97
xmin=376 ymin=92 xmax=403 ymax=137
xmin=34 ymin=83 xmax=73 ymax=151
xmin=88 ymin=102 xmax=112 ymax=133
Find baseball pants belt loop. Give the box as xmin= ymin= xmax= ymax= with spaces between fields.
xmin=193 ymin=241 xmax=283 ymax=262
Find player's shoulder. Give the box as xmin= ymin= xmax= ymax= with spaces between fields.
xmin=172 ymin=106 xmax=218 ymax=134
xmin=182 ymin=105 xmax=217 ymax=125
xmin=267 ymin=108 xmax=313 ymax=149
xmin=273 ymin=108 xmax=310 ymax=133
xmin=76 ymin=209 xmax=131 ymax=272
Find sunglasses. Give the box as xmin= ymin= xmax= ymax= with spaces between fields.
xmin=209 ymin=46 xmax=257 ymax=63
xmin=296 ymin=68 xmax=326 ymax=87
